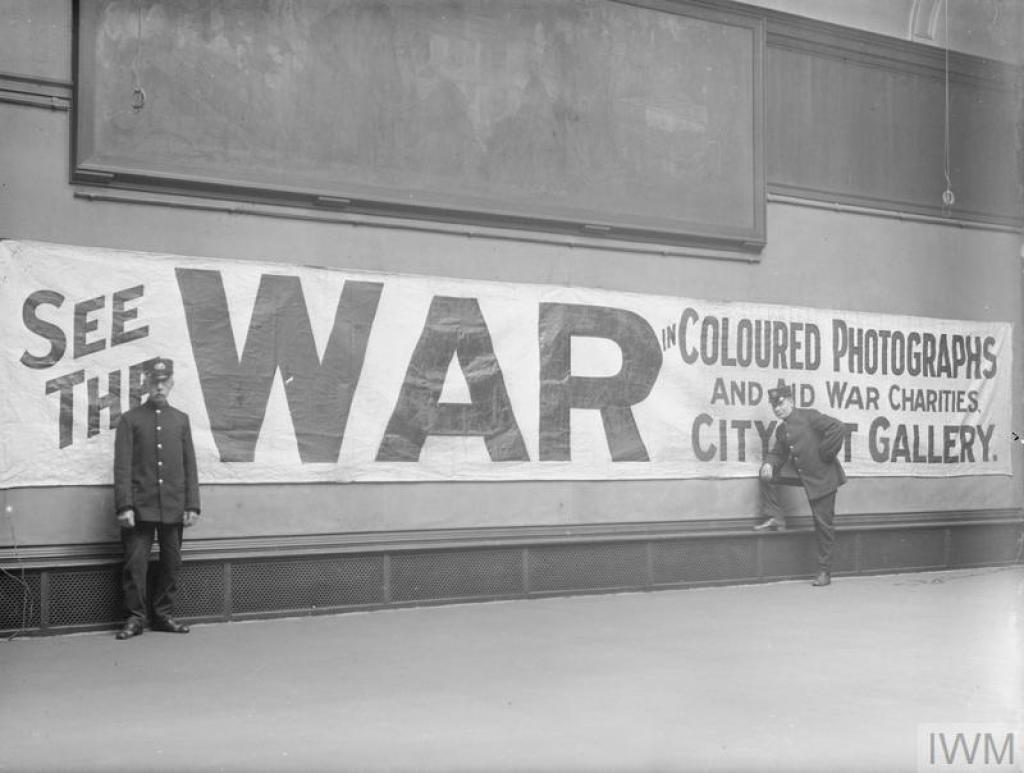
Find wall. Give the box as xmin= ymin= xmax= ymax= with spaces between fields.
xmin=750 ymin=0 xmax=1024 ymax=64
xmin=1 ymin=2 xmax=1021 ymax=586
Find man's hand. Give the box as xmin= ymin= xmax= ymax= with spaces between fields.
xmin=116 ymin=509 xmax=135 ymax=529
xmin=183 ymin=510 xmax=200 ymax=528
xmin=758 ymin=463 xmax=774 ymax=482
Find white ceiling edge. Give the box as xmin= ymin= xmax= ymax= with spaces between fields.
xmin=745 ymin=0 xmax=1024 ymax=65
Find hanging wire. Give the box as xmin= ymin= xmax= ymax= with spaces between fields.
xmin=131 ymin=0 xmax=146 ymax=111
xmin=2 ymin=505 xmax=35 ymax=640
xmin=941 ymin=0 xmax=955 ymax=209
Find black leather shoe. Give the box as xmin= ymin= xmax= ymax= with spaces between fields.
xmin=812 ymin=571 xmax=831 ymax=587
xmin=152 ymin=617 xmax=190 ymax=634
xmin=116 ymin=619 xmax=144 ymax=640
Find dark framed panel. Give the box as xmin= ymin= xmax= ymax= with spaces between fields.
xmin=766 ymin=15 xmax=1022 ymax=227
xmin=72 ymin=0 xmax=766 ymax=251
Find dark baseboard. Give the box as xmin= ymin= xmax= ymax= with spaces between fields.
xmin=2 ymin=514 xmax=1020 ymax=636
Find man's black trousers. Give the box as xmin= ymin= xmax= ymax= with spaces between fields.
xmin=121 ymin=521 xmax=183 ymax=623
xmin=809 ymin=491 xmax=836 ymax=573
xmin=760 ymin=479 xmax=837 ymax=572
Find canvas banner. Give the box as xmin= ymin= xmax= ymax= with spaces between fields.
xmin=0 ymin=240 xmax=1013 ymax=487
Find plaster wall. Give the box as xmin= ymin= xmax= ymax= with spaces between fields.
xmin=0 ymin=2 xmax=1020 ymax=550
xmin=1 ymin=99 xmax=1020 ymax=548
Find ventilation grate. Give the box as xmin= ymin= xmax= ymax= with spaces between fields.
xmin=176 ymin=562 xmax=226 ymax=619
xmin=528 ymin=542 xmax=648 ymax=593
xmin=231 ymin=555 xmax=385 ymax=614
xmin=47 ymin=567 xmax=122 ymax=627
xmin=391 ymin=548 xmax=522 ymax=601
xmin=653 ymin=538 xmax=758 ymax=584
xmin=0 ymin=569 xmax=42 ymax=631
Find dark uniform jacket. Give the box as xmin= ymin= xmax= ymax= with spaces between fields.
xmin=765 ymin=408 xmax=847 ymax=501
xmin=114 ymin=401 xmax=200 ymax=523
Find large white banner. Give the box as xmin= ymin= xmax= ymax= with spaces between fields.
xmin=0 ymin=240 xmax=1013 ymax=487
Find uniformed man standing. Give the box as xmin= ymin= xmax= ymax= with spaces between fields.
xmin=754 ymin=380 xmax=847 ymax=587
xmin=113 ymin=357 xmax=200 ymax=639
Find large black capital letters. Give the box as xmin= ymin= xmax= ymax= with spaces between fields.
xmin=176 ymin=269 xmax=382 ymax=462
xmin=376 ymin=296 xmax=528 ymax=462
xmin=539 ymin=303 xmax=662 ymax=461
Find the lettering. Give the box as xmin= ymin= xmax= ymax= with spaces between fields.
xmin=678 ymin=308 xmax=821 ymax=371
xmin=695 ymin=415 xmax=857 ymax=463
xmin=21 ymin=286 xmax=148 ymax=369
xmin=20 ymin=290 xmax=66 ymax=369
xmin=377 ymin=296 xmax=528 ymax=462
xmin=868 ymin=417 xmax=995 ymax=463
xmin=824 ymin=381 xmax=879 ymax=411
xmin=930 ymin=731 xmax=1015 ymax=766
xmin=177 ymin=269 xmax=383 ymax=463
xmin=832 ymin=320 xmax=997 ymax=379
xmin=539 ymin=303 xmax=662 ymax=461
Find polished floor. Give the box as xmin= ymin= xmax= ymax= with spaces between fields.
xmin=1 ymin=566 xmax=1021 ymax=772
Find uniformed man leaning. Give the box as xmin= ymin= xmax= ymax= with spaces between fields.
xmin=113 ymin=357 xmax=200 ymax=639
xmin=754 ymin=379 xmax=847 ymax=587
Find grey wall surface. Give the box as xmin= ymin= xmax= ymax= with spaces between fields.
xmin=0 ymin=1 xmax=1020 ymax=552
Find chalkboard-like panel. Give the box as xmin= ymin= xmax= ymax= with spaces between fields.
xmin=73 ymin=0 xmax=765 ymax=251
xmin=766 ymin=21 xmax=1022 ymax=227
